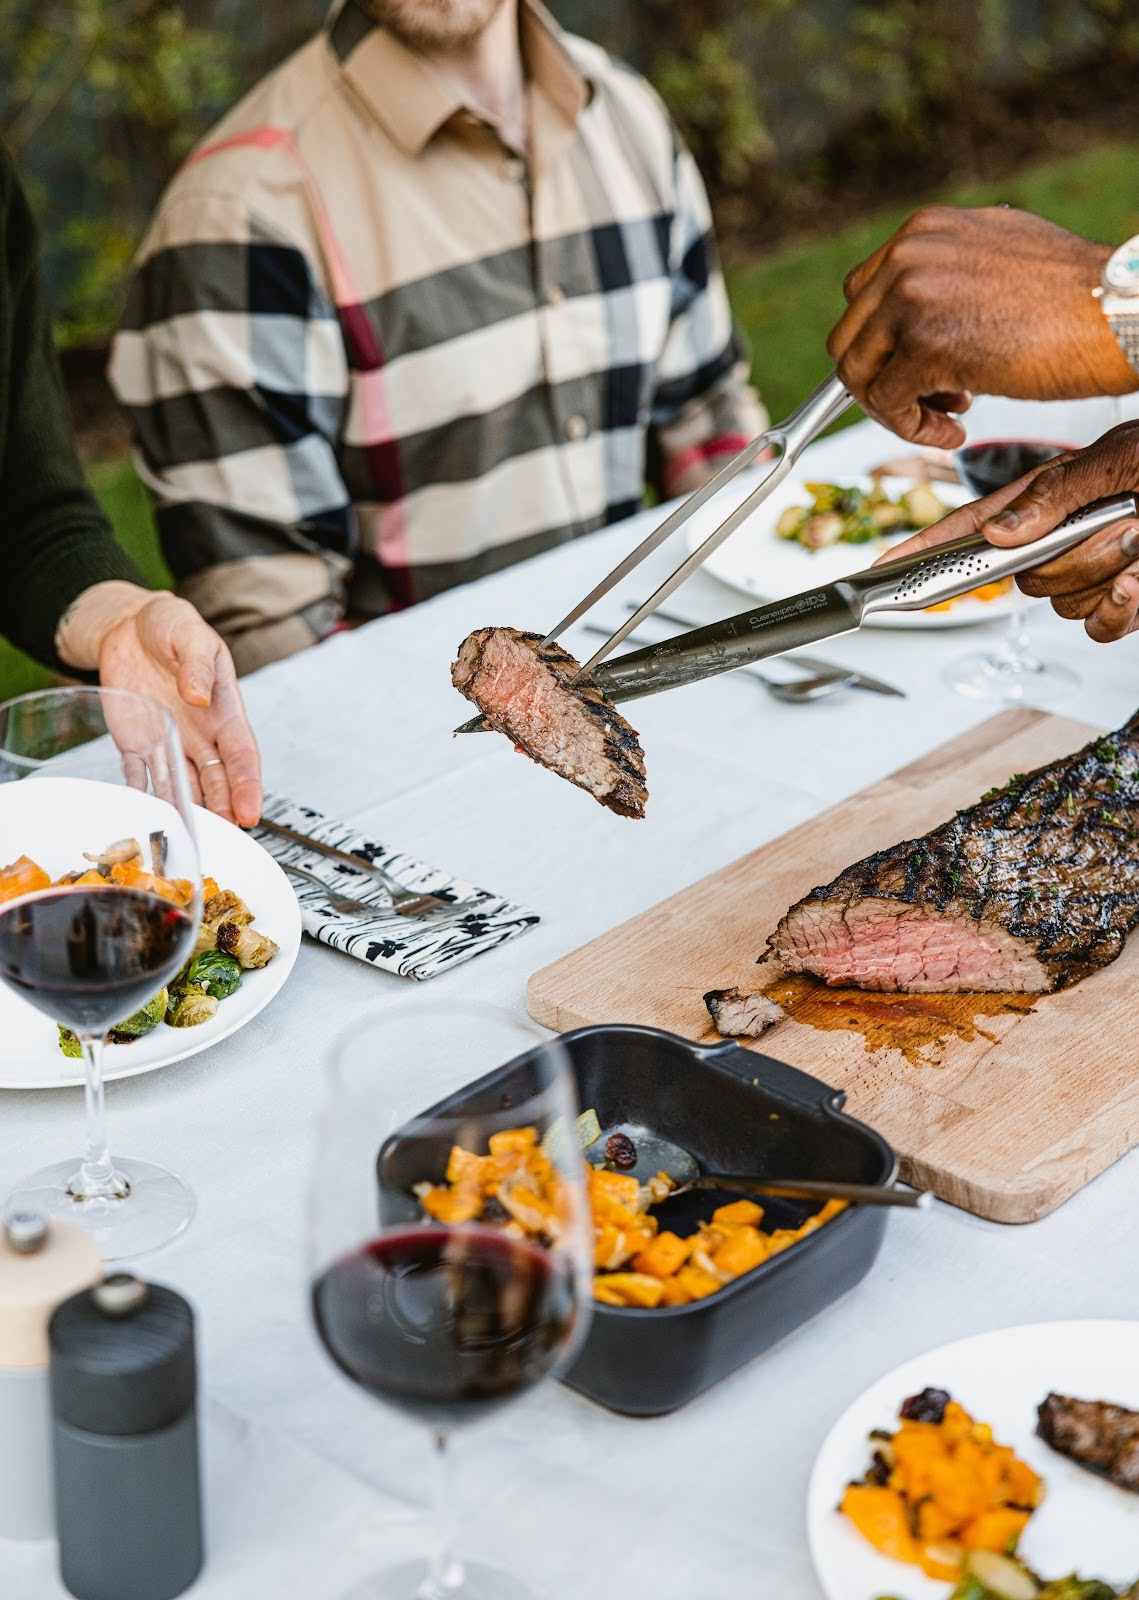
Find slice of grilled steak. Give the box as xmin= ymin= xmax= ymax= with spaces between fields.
xmin=704 ymin=987 xmax=784 ymax=1038
xmin=1037 ymin=1393 xmax=1139 ymax=1491
xmin=768 ymin=714 xmax=1139 ymax=992
xmin=452 ymin=627 xmax=648 ymax=819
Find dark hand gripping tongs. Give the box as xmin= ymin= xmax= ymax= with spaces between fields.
xmin=455 ymin=372 xmax=1136 ymax=730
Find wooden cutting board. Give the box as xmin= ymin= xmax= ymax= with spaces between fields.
xmin=527 ymin=708 xmax=1139 ymax=1224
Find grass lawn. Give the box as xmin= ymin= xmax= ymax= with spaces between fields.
xmin=2 ymin=137 xmax=1137 ymax=702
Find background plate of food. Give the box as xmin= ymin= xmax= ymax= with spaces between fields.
xmin=807 ymin=1320 xmax=1139 ymax=1600
xmin=688 ymin=473 xmax=1017 ymax=629
xmin=0 ymin=779 xmax=301 ymax=1089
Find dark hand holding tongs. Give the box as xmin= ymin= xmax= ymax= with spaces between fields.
xmin=454 ymin=371 xmax=1137 ymax=728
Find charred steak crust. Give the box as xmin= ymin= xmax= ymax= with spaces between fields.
xmin=451 ymin=627 xmax=648 ymax=819
xmin=769 ymin=715 xmax=1139 ymax=993
xmin=1037 ymin=1392 xmax=1139 ymax=1491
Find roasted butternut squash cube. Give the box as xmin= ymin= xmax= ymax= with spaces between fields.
xmin=674 ymin=1265 xmax=722 ymax=1301
xmin=596 ymin=1272 xmax=665 ymax=1309
xmin=488 ymin=1128 xmax=537 ymax=1157
xmin=839 ymin=1485 xmax=917 ymax=1564
xmin=446 ymin=1146 xmax=481 ymax=1187
xmin=632 ymin=1231 xmax=690 ymax=1279
xmin=0 ymin=856 xmax=51 ymax=904
xmin=418 ymin=1185 xmax=481 ymax=1225
xmin=711 ymin=1199 xmax=764 ymax=1229
xmin=960 ymin=1507 xmax=1030 ymax=1553
xmin=658 ymin=1278 xmax=693 ymax=1307
xmin=711 ymin=1226 xmax=769 ymax=1278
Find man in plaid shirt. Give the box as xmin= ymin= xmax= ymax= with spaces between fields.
xmin=109 ymin=0 xmax=765 ymax=674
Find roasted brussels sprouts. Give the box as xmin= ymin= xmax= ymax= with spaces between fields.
xmin=183 ymin=950 xmax=242 ymax=1001
xmin=109 ymin=989 xmax=169 ymax=1041
xmin=58 ymin=988 xmax=168 ymax=1055
xmin=216 ymin=921 xmax=279 ymax=969
xmin=166 ymin=990 xmax=220 ymax=1028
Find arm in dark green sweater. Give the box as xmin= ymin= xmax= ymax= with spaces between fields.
xmin=0 ymin=144 xmax=145 ymax=671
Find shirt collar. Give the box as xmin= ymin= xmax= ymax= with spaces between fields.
xmin=326 ymin=0 xmax=590 ymax=159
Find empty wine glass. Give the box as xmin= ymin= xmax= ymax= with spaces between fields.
xmin=0 ymin=687 xmax=202 ymax=1259
xmin=943 ymin=437 xmax=1076 ymax=704
xmin=945 ymin=399 xmax=1126 ymax=705
xmin=308 ymin=1003 xmax=594 ymax=1600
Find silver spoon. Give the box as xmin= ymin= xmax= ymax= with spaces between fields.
xmin=581 ymin=624 xmax=853 ymax=703
xmin=588 ymin=1122 xmax=931 ymax=1211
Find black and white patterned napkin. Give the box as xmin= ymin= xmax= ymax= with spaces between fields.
xmin=253 ymin=795 xmax=539 ymax=980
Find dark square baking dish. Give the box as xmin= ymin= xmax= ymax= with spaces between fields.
xmin=381 ymin=1023 xmax=897 ymax=1417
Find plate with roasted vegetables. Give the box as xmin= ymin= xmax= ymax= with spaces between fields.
xmin=0 ymin=802 xmax=301 ymax=1089
xmin=808 ymin=1321 xmax=1139 ymax=1600
xmin=688 ymin=473 xmax=1017 ymax=630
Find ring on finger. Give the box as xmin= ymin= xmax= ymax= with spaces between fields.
xmin=198 ymin=758 xmax=225 ymax=773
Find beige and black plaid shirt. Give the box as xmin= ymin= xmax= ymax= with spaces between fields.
xmin=109 ymin=0 xmax=765 ymax=673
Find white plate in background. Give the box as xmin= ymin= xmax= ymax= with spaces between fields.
xmin=808 ymin=1320 xmax=1139 ymax=1600
xmin=690 ymin=474 xmax=1017 ymax=630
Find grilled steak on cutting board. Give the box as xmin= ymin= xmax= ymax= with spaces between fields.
xmin=452 ymin=627 xmax=648 ymax=818
xmin=768 ymin=713 xmax=1139 ymax=993
xmin=1037 ymin=1393 xmax=1139 ymax=1491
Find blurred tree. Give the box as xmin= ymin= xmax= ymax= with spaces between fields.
xmin=0 ymin=0 xmax=317 ymax=343
xmin=1 ymin=0 xmax=1137 ymax=343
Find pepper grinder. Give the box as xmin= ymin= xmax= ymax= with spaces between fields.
xmin=0 ymin=1211 xmax=101 ymax=1541
xmin=49 ymin=1273 xmax=204 ymax=1600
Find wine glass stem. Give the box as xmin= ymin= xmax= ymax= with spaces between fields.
xmin=1004 ymin=587 xmax=1036 ymax=667
xmin=74 ymin=1033 xmax=127 ymax=1201
xmin=418 ymin=1432 xmax=463 ymax=1599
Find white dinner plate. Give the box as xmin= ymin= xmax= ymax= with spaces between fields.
xmin=808 ymin=1320 xmax=1139 ymax=1600
xmin=689 ymin=473 xmax=1018 ymax=630
xmin=0 ymin=778 xmax=301 ymax=1089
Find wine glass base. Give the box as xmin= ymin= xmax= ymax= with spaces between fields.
xmin=7 ymin=1157 xmax=195 ymax=1262
xmin=342 ymin=1558 xmax=543 ymax=1600
xmin=944 ymin=650 xmax=1080 ymax=707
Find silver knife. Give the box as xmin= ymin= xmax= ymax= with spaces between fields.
xmin=584 ymin=496 xmax=1136 ymax=706
xmin=253 ymin=816 xmax=399 ymax=885
xmin=633 ymin=602 xmax=905 ymax=698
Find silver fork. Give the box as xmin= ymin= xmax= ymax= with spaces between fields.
xmin=255 ymin=817 xmax=470 ymax=918
xmin=280 ymin=861 xmax=464 ymax=921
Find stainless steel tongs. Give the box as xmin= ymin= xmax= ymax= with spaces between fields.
xmin=455 ymin=371 xmax=853 ymax=732
xmin=548 ymin=371 xmax=854 ymax=676
xmin=569 ymin=494 xmax=1138 ymax=707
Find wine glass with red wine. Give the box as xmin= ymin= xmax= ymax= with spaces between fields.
xmin=0 ymin=687 xmax=202 ymax=1259
xmin=308 ymin=1003 xmax=594 ymax=1600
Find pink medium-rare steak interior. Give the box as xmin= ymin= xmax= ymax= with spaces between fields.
xmin=451 ymin=627 xmax=648 ymax=819
xmin=773 ymin=899 xmax=1050 ymax=993
xmin=767 ymin=710 xmax=1139 ymax=994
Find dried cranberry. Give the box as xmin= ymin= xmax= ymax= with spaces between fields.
xmin=605 ymin=1132 xmax=637 ymax=1169
xmin=899 ymin=1387 xmax=950 ymax=1424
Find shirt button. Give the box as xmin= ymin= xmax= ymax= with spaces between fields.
xmin=545 ymin=284 xmax=565 ymax=307
xmin=565 ymin=414 xmax=588 ymax=442
xmin=500 ymin=156 xmax=527 ymax=183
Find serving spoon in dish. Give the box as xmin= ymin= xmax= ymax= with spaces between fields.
xmin=589 ymin=1122 xmax=932 ymax=1211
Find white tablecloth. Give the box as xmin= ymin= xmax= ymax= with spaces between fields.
xmin=5 ymin=402 xmax=1139 ymax=1600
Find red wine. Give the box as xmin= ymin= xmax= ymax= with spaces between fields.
xmin=956 ymin=438 xmax=1072 ymax=497
xmin=0 ymin=886 xmax=196 ymax=1035
xmin=312 ymin=1226 xmax=580 ymax=1428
